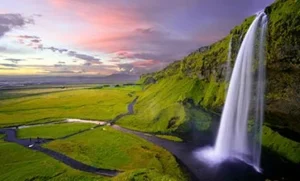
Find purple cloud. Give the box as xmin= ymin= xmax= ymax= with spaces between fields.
xmin=0 ymin=14 xmax=34 ymax=37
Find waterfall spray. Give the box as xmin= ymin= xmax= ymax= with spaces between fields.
xmin=194 ymin=12 xmax=268 ymax=172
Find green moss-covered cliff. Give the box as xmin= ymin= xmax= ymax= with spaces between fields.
xmin=118 ymin=0 xmax=300 ymax=163
xmin=139 ymin=0 xmax=300 ymax=133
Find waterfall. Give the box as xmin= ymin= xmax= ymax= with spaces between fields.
xmin=252 ymin=14 xmax=268 ymax=169
xmin=194 ymin=12 xmax=268 ymax=172
xmin=225 ymin=37 xmax=232 ymax=84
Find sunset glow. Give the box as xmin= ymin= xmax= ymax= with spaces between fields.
xmin=0 ymin=0 xmax=273 ymax=75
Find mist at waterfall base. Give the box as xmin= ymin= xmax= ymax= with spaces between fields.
xmin=193 ymin=12 xmax=268 ymax=173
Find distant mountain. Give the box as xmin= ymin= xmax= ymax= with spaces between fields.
xmin=0 ymin=74 xmax=139 ymax=89
xmin=102 ymin=74 xmax=139 ymax=82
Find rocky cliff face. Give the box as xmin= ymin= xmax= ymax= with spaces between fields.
xmin=141 ymin=0 xmax=300 ymax=134
xmin=264 ymin=0 xmax=300 ymax=133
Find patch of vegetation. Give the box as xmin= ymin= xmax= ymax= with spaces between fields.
xmin=90 ymin=85 xmax=142 ymax=92
xmin=0 ymin=86 xmax=90 ymax=100
xmin=0 ymin=88 xmax=136 ymax=127
xmin=118 ymin=76 xmax=217 ymax=135
xmin=262 ymin=126 xmax=300 ymax=163
xmin=263 ymin=0 xmax=300 ymax=133
xmin=185 ymin=106 xmax=212 ymax=132
xmin=45 ymin=126 xmax=186 ymax=180
xmin=0 ymin=139 xmax=107 ymax=181
xmin=156 ymin=135 xmax=183 ymax=142
xmin=17 ymin=123 xmax=95 ymax=139
xmin=113 ymin=168 xmax=180 ymax=181
xmin=118 ymin=77 xmax=195 ymax=133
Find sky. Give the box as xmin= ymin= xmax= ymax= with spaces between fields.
xmin=0 ymin=0 xmax=274 ymax=76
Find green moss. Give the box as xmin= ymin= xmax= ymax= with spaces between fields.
xmin=263 ymin=0 xmax=300 ymax=132
xmin=186 ymin=107 xmax=212 ymax=131
xmin=262 ymin=126 xmax=300 ymax=163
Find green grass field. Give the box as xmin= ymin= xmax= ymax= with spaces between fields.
xmin=45 ymin=126 xmax=186 ymax=180
xmin=0 ymin=86 xmax=140 ymax=127
xmin=113 ymin=168 xmax=182 ymax=181
xmin=0 ymin=86 xmax=92 ymax=100
xmin=17 ymin=122 xmax=95 ymax=139
xmin=0 ymin=84 xmax=187 ymax=180
xmin=0 ymin=137 xmax=107 ymax=181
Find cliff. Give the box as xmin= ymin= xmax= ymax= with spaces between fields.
xmin=118 ymin=0 xmax=300 ymax=163
xmin=139 ymin=0 xmax=300 ymax=134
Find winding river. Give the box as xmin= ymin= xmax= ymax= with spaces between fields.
xmin=0 ymin=97 xmax=298 ymax=180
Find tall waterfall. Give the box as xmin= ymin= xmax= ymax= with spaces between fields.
xmin=195 ymin=12 xmax=268 ymax=172
xmin=252 ymin=14 xmax=268 ymax=169
xmin=225 ymin=37 xmax=232 ymax=83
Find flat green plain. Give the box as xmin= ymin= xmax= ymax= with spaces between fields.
xmin=0 ymin=86 xmax=140 ymax=127
xmin=0 ymin=85 xmax=187 ymax=180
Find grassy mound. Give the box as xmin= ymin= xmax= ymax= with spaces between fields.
xmin=45 ymin=126 xmax=186 ymax=180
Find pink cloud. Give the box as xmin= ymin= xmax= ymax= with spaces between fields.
xmin=46 ymin=0 xmax=257 ymax=75
xmin=47 ymin=0 xmax=153 ymax=53
xmin=46 ymin=0 xmax=198 ymax=62
xmin=132 ymin=59 xmax=158 ymax=67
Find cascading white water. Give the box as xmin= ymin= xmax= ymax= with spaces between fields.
xmin=252 ymin=14 xmax=268 ymax=169
xmin=194 ymin=12 xmax=268 ymax=172
xmin=225 ymin=37 xmax=233 ymax=84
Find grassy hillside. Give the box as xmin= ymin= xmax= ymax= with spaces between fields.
xmin=140 ymin=0 xmax=300 ymax=133
xmin=118 ymin=76 xmax=214 ymax=135
xmin=118 ymin=0 xmax=300 ymax=163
